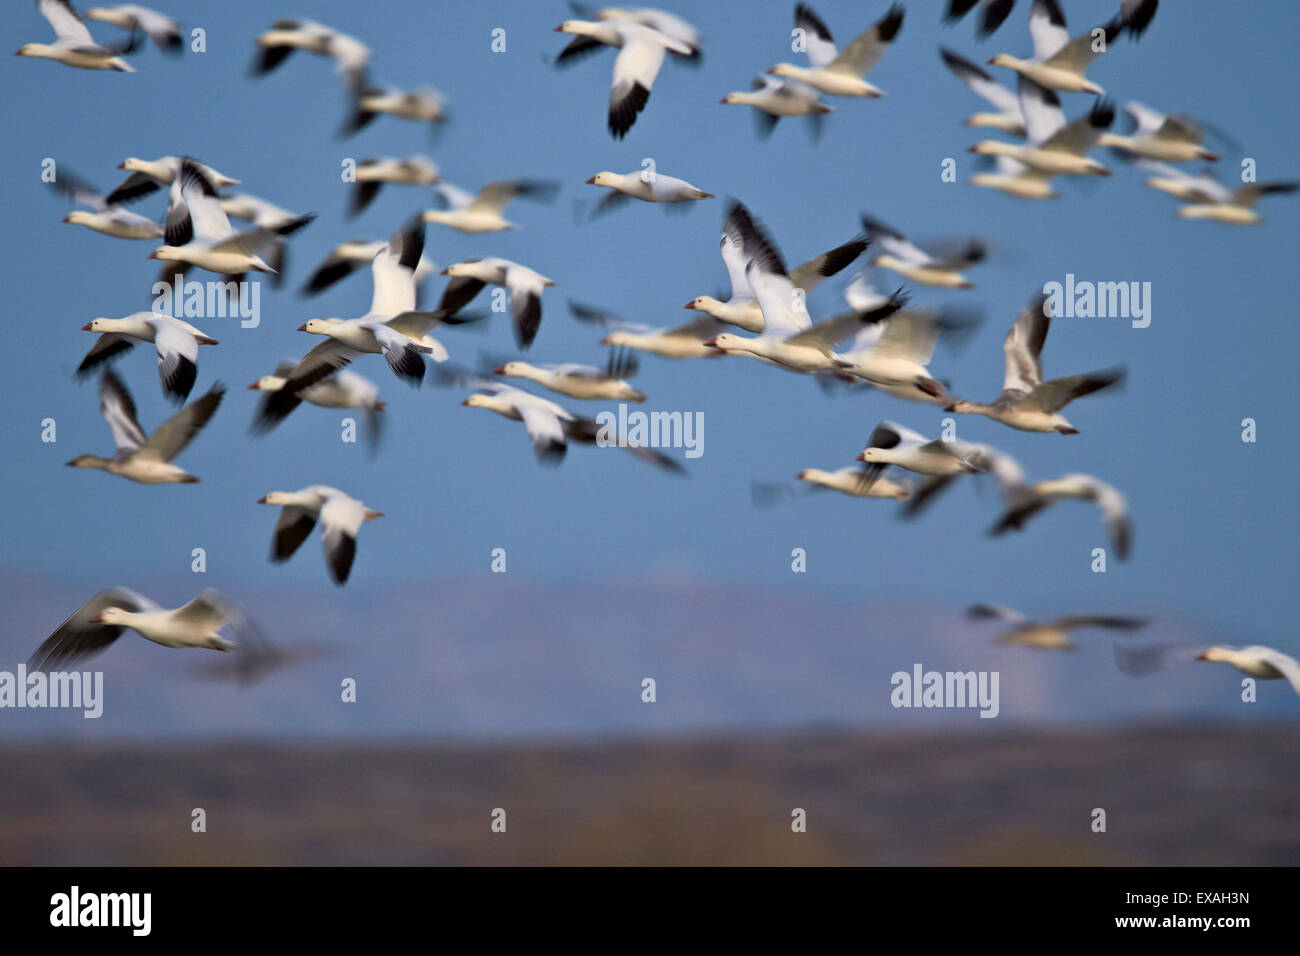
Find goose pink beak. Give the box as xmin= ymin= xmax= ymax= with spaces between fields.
xmin=296 ymin=324 xmax=308 ymax=332
xmin=81 ymin=323 xmax=93 ymax=331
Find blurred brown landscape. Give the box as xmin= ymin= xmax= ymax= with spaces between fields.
xmin=2 ymin=724 xmax=1297 ymax=865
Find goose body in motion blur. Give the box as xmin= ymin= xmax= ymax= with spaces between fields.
xmin=991 ymin=472 xmax=1132 ymax=559
xmin=18 ymin=0 xmax=137 ymax=72
xmin=967 ymin=604 xmax=1147 ymax=651
xmin=68 ymin=369 xmax=224 ymax=483
xmin=768 ymin=3 xmax=905 ymax=99
xmin=29 ymin=588 xmax=249 ymax=671
xmin=78 ymin=311 xmax=219 ymax=401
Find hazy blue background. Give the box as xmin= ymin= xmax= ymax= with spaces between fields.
xmin=2 ymin=0 xmax=1297 ymax=736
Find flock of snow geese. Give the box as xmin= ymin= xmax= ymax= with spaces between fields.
xmin=20 ymin=0 xmax=1300 ymax=700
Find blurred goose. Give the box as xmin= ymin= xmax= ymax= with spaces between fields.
xmin=970 ymin=80 xmax=1114 ymax=177
xmin=149 ymin=161 xmax=280 ymax=279
xmin=49 ymin=168 xmax=162 ymax=240
xmin=302 ymin=238 xmax=435 ymax=297
xmin=1137 ymin=161 xmax=1299 ymax=225
xmin=943 ymin=0 xmax=1017 ymax=40
xmin=798 ymin=464 xmax=911 ymax=501
xmin=455 ymin=376 xmax=682 ymax=472
xmin=991 ymin=472 xmax=1132 ymax=559
xmin=423 ymin=179 xmax=558 ymax=233
xmin=861 ymin=213 xmax=986 ymax=288
xmin=1099 ymin=102 xmax=1219 ymax=163
xmin=67 ymin=369 xmax=223 ymax=483
xmin=251 ymin=18 xmax=370 ymax=86
xmin=571 ymin=300 xmax=725 ymax=360
xmin=17 ymin=0 xmax=137 ymax=71
xmin=28 ymin=588 xmax=247 ymax=671
xmin=721 ymin=75 xmax=833 ymax=138
xmin=349 ymin=156 xmax=440 ymax=218
xmin=553 ymin=17 xmax=693 ymax=138
xmin=900 ymin=442 xmax=1022 ymax=520
xmin=440 ymin=258 xmax=555 ymax=349
xmin=768 ymin=3 xmax=905 ymax=98
xmin=970 ymin=155 xmax=1058 ymax=199
xmin=260 ymin=219 xmax=466 ymax=428
xmin=344 ymin=82 xmax=447 ymax=136
xmin=585 ymin=5 xmax=702 ymax=60
xmin=258 ymin=486 xmax=382 ymax=586
xmin=940 ymin=47 xmax=1024 ymax=135
xmin=249 ymin=363 xmax=386 ymax=454
xmin=85 ymin=4 xmax=181 ymax=53
xmin=217 ymin=192 xmax=316 ymax=282
xmin=493 ymin=351 xmax=645 ymax=402
xmin=106 ymin=156 xmax=239 ymax=206
xmin=944 ymin=293 xmax=1125 ymax=433
xmin=1196 ymin=646 xmax=1300 ymax=695
xmin=855 ymin=421 xmax=985 ymax=485
xmin=968 ymin=604 xmax=1147 ymax=650
xmin=78 ymin=311 xmax=218 ymax=401
xmin=988 ymin=0 xmax=1121 ymax=95
xmin=584 ymin=170 xmax=713 ymax=216
xmin=686 ymin=200 xmax=866 ymax=333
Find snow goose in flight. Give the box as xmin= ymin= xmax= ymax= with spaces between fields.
xmin=988 ymin=0 xmax=1120 ymax=95
xmin=570 ymin=300 xmax=725 ymax=360
xmin=301 ymin=238 xmax=435 ymax=297
xmin=106 ymin=156 xmax=239 ymax=206
xmin=584 ymin=170 xmax=712 ymax=217
xmin=17 ymin=0 xmax=138 ymax=72
xmin=258 ymin=486 xmax=382 ymax=586
xmin=580 ymin=5 xmax=702 ymax=61
xmin=721 ymin=75 xmax=833 ymax=139
xmin=251 ymin=19 xmax=371 ymax=87
xmin=768 ymin=3 xmax=905 ymax=98
xmin=970 ymin=155 xmax=1058 ymax=199
xmin=990 ymin=472 xmax=1131 ymax=559
xmin=259 ymin=220 xmax=466 ymax=428
xmin=833 ymin=277 xmax=979 ymax=404
xmin=492 ymin=350 xmax=645 ymax=402
xmin=48 ymin=168 xmax=162 ymax=240
xmin=855 ymin=422 xmax=985 ymax=491
xmin=1196 ymin=646 xmax=1300 ymax=696
xmin=939 ymin=47 xmax=1024 ymax=136
xmin=944 ymin=293 xmax=1124 ymax=433
xmin=440 ymin=258 xmax=556 ymax=349
xmin=967 ymin=604 xmax=1146 ymax=651
xmin=898 ymin=442 xmax=1021 ymax=521
xmin=250 ymin=363 xmax=386 ymax=455
xmin=68 ymin=369 xmax=223 ymax=484
xmin=149 ymin=161 xmax=280 ymax=281
xmin=422 ymin=179 xmax=559 ymax=233
xmin=752 ymin=464 xmax=912 ymax=506
xmin=349 ymin=155 xmax=440 ymax=218
xmin=217 ymin=192 xmax=317 ymax=282
xmin=1099 ymin=102 xmax=1219 ymax=163
xmin=860 ymin=214 xmax=986 ymax=289
xmin=1136 ymin=161 xmax=1299 ymax=226
xmin=970 ymin=79 xmax=1114 ymax=177
xmin=78 ymin=311 xmax=218 ymax=401
xmin=686 ymin=201 xmax=866 ymax=334
xmin=553 ymin=17 xmax=693 ymax=138
xmin=943 ymin=0 xmax=1017 ymax=40
xmin=452 ymin=375 xmax=682 ymax=473
xmin=85 ymin=4 xmax=181 ymax=54
xmin=28 ymin=588 xmax=250 ymax=671
xmin=343 ymin=81 xmax=448 ymax=136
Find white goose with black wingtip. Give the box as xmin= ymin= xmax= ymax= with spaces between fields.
xmin=967 ymin=604 xmax=1147 ymax=651
xmin=28 ymin=588 xmax=248 ymax=672
xmin=149 ymin=160 xmax=281 ymax=280
xmin=860 ymin=213 xmax=986 ymax=288
xmin=258 ymin=486 xmax=383 ymax=587
xmin=85 ymin=4 xmax=182 ymax=53
xmin=49 ymin=168 xmax=162 ymax=240
xmin=440 ymin=258 xmax=555 ymax=350
xmin=106 ymin=156 xmax=239 ymax=207
xmin=423 ymin=179 xmax=558 ymax=233
xmin=988 ymin=0 xmax=1121 ymax=95
xmin=249 ymin=363 xmax=386 ymax=453
xmin=17 ymin=0 xmax=137 ymax=71
xmin=768 ymin=3 xmax=905 ymax=98
xmin=991 ymin=472 xmax=1132 ymax=559
xmin=970 ymin=78 xmax=1114 ymax=177
xmin=258 ymin=219 xmax=465 ymax=431
xmin=67 ymin=369 xmax=224 ymax=483
xmin=251 ymin=18 xmax=371 ymax=87
xmin=944 ymin=293 xmax=1125 ymax=433
xmin=939 ymin=46 xmax=1025 ymax=135
xmin=686 ymin=201 xmax=867 ymax=334
xmin=301 ymin=238 xmax=435 ymax=297
xmin=855 ymin=422 xmax=985 ymax=487
xmin=571 ymin=301 xmax=726 ymax=360
xmin=553 ymin=17 xmax=693 ymax=139
xmin=77 ymin=311 xmax=218 ymax=401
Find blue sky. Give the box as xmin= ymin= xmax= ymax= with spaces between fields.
xmin=2 ymin=1 xmax=1298 ymax=734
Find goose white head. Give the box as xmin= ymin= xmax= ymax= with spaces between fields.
xmin=944 ymin=399 xmax=980 ymax=414
xmin=585 ymin=172 xmax=621 ymax=188
xmin=494 ymin=362 xmax=533 ymax=377
xmin=987 ymin=54 xmax=1021 ymax=70
xmin=554 ymin=20 xmax=601 ymax=37
xmin=685 ymin=295 xmax=724 ymax=313
xmin=148 ymin=245 xmax=184 ymax=261
xmin=91 ymin=606 xmax=136 ymax=625
xmin=118 ymin=157 xmax=163 ymax=175
xmin=81 ymin=317 xmax=120 ymax=333
xmin=767 ymin=63 xmax=803 ymax=81
xmin=703 ymin=333 xmax=744 ymax=352
xmin=249 ymin=375 xmax=287 ymax=392
xmin=297 ymin=319 xmax=338 ymax=335
xmin=856 ymin=448 xmax=888 ymax=464
xmin=442 ymin=262 xmax=491 ymax=281
xmin=1195 ymin=647 xmax=1234 ymax=663
xmin=63 ymin=211 xmax=97 ymax=226
xmin=15 ymin=43 xmax=54 ymax=57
